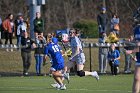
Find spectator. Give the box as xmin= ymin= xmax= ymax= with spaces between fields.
xmin=34 ymin=35 xmax=46 ymax=76
xmin=108 ymin=44 xmax=120 ymax=75
xmin=2 ymin=13 xmax=14 ymax=52
xmin=21 ymin=32 xmax=35 ymax=76
xmin=15 ymin=13 xmax=22 ymax=47
xmin=16 ymin=15 xmax=27 ymax=50
xmin=105 ymin=32 xmax=119 ymax=43
xmin=111 ymin=13 xmax=120 ymax=36
xmin=124 ymin=36 xmax=134 ymax=74
xmin=98 ymin=32 xmax=108 ymax=74
xmin=97 ymin=7 xmax=108 ymax=34
xmin=10 ymin=17 xmax=15 ymax=52
xmin=33 ymin=12 xmax=44 ymax=37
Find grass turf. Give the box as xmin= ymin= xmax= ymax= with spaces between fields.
xmin=0 ymin=74 xmax=133 ymax=93
xmin=0 ymin=39 xmax=135 ymax=93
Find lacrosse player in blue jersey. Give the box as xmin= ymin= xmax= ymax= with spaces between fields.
xmin=44 ymin=37 xmax=69 ymax=90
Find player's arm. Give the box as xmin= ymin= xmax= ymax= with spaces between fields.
xmin=61 ymin=50 xmax=65 ymax=56
xmin=69 ymin=37 xmax=81 ymax=60
xmin=69 ymin=46 xmax=80 ymax=60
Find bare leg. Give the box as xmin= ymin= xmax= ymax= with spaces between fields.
xmin=52 ymin=71 xmax=63 ymax=85
xmin=64 ymin=61 xmax=75 ymax=73
xmin=52 ymin=71 xmax=63 ymax=77
xmin=77 ymin=64 xmax=92 ymax=76
xmin=132 ymin=65 xmax=140 ymax=93
xmin=53 ymin=76 xmax=63 ymax=85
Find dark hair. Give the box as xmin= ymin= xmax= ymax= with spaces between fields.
xmin=6 ymin=13 xmax=13 ymax=19
xmin=69 ymin=28 xmax=76 ymax=33
xmin=75 ymin=28 xmax=81 ymax=34
xmin=8 ymin=13 xmax=13 ymax=17
xmin=112 ymin=13 xmax=118 ymax=18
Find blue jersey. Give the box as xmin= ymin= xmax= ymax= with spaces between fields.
xmin=44 ymin=43 xmax=64 ymax=65
xmin=134 ymin=25 xmax=140 ymax=63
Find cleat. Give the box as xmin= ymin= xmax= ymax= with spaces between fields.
xmin=64 ymin=73 xmax=70 ymax=83
xmin=51 ymin=83 xmax=60 ymax=88
xmin=92 ymin=71 xmax=99 ymax=81
xmin=57 ymin=84 xmax=66 ymax=90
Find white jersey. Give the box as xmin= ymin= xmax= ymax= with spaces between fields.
xmin=70 ymin=36 xmax=85 ymax=64
xmin=70 ymin=36 xmax=83 ymax=55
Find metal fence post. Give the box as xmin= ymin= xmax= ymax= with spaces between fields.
xmin=89 ymin=43 xmax=92 ymax=72
xmin=27 ymin=0 xmax=46 ymax=39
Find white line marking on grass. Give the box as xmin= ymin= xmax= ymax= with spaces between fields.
xmin=0 ymin=86 xmax=132 ymax=92
xmin=69 ymin=88 xmax=132 ymax=92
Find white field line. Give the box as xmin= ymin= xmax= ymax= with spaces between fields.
xmin=0 ymin=86 xmax=132 ymax=92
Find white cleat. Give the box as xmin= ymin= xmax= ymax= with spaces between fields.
xmin=92 ymin=71 xmax=99 ymax=81
xmin=51 ymin=83 xmax=60 ymax=88
xmin=57 ymin=85 xmax=66 ymax=90
xmin=64 ymin=73 xmax=70 ymax=83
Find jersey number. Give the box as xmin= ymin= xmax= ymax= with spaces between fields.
xmin=52 ymin=45 xmax=59 ymax=52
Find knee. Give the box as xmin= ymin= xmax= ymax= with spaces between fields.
xmin=77 ymin=70 xmax=85 ymax=77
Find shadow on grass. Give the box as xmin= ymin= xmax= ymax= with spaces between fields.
xmin=0 ymin=72 xmax=38 ymax=77
xmin=0 ymin=70 xmax=134 ymax=77
xmin=0 ymin=87 xmax=55 ymax=92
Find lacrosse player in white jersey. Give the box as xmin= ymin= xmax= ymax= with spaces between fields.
xmin=64 ymin=29 xmax=99 ymax=80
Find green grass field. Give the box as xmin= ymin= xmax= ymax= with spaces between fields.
xmin=0 ymin=75 xmax=133 ymax=93
xmin=0 ymin=39 xmax=135 ymax=93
